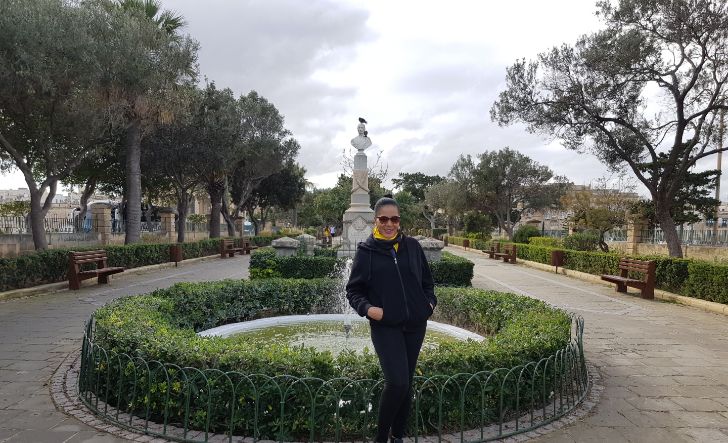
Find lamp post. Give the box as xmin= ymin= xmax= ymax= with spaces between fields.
xmin=714 ymin=109 xmax=724 ymax=246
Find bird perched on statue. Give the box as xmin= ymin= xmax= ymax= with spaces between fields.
xmin=358 ymin=117 xmax=367 ymax=124
xmin=364 ymin=131 xmax=368 ymax=137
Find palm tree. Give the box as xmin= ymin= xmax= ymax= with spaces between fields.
xmin=115 ymin=0 xmax=190 ymax=244
xmin=117 ymin=0 xmax=185 ymax=36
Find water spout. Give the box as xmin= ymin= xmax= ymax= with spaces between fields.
xmin=343 ymin=315 xmax=352 ymax=338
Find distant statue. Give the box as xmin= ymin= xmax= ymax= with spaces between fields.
xmin=351 ymin=118 xmax=371 ymax=152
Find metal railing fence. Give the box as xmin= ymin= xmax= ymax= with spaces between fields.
xmin=78 ymin=317 xmax=588 ymax=442
xmin=641 ymin=228 xmax=728 ymax=246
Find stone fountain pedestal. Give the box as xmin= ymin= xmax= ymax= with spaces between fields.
xmin=340 ymin=121 xmax=374 ymax=257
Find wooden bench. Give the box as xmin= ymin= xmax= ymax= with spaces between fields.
xmin=68 ymin=250 xmax=125 ymax=290
xmin=220 ymin=239 xmax=245 ymax=258
xmin=243 ymin=240 xmax=259 ymax=254
xmin=493 ymin=243 xmax=517 ymax=264
xmin=601 ymin=258 xmax=656 ymax=299
xmin=486 ymin=241 xmax=501 ymax=259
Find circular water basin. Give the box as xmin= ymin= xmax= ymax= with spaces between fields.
xmin=198 ymin=314 xmax=484 ymax=355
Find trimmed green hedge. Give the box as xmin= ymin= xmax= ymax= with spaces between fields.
xmin=529 ymin=236 xmax=563 ymax=248
xmin=445 ymin=235 xmax=491 ymax=251
xmin=250 ymin=248 xmax=475 ymax=286
xmin=514 ymin=242 xmax=726 ymax=304
xmin=249 ymin=247 xmax=345 ymax=279
xmin=430 ymin=251 xmax=474 ymax=286
xmin=90 ymin=280 xmax=571 ymax=439
xmin=0 ymin=237 xmax=245 ymax=292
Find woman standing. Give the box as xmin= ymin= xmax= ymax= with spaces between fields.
xmin=346 ymin=197 xmax=437 ymax=443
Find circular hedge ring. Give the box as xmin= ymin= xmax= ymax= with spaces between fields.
xmin=81 ymin=278 xmax=586 ymax=442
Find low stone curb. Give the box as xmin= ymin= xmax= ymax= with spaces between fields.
xmin=0 ymin=253 xmax=224 ymax=302
xmin=51 ymin=347 xmax=601 ymax=443
xmin=448 ymin=244 xmax=728 ymax=317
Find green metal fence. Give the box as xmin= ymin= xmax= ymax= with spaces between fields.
xmin=78 ymin=316 xmax=588 ymax=442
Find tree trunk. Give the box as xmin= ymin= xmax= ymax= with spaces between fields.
xmin=598 ymin=231 xmax=609 ymax=252
xmin=28 ymin=190 xmax=48 ymax=250
xmin=221 ymin=178 xmax=236 ymax=236
xmin=221 ymin=206 xmax=236 ymax=237
xmin=27 ymin=179 xmax=58 ymax=250
xmin=176 ymin=192 xmax=189 ymax=243
xmin=78 ymin=176 xmax=97 ymax=230
xmin=655 ymin=206 xmax=683 ymax=257
xmin=208 ymin=184 xmax=223 ymax=238
xmin=259 ymin=207 xmax=269 ymax=232
xmin=124 ymin=118 xmax=142 ymax=244
xmin=247 ymin=207 xmax=259 ymax=235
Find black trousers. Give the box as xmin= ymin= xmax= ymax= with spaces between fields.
xmin=370 ymin=322 xmax=427 ymax=442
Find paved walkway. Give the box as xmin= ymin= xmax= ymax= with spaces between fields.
xmin=2 ymin=248 xmax=728 ymax=442
xmin=0 ymin=256 xmax=249 ymax=443
xmin=449 ymin=247 xmax=728 ymax=443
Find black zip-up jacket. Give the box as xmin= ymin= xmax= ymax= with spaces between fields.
xmin=346 ymin=234 xmax=437 ymax=327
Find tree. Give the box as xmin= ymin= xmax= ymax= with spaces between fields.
xmin=392 ymin=172 xmax=445 ymax=202
xmin=142 ymin=86 xmax=201 ymax=242
xmin=226 ymin=91 xmax=298 ymax=236
xmin=0 ymin=201 xmax=30 ymax=218
xmin=631 ymin=169 xmax=720 ymax=227
xmin=451 ymin=148 xmax=568 ymax=239
xmin=561 ymin=176 xmax=638 ymax=252
xmin=491 ymin=0 xmax=728 ymax=257
xmin=105 ymin=0 xmax=198 ymax=244
xmin=296 ymin=190 xmax=324 ymax=229
xmin=0 ymin=0 xmax=113 ymax=249
xmin=242 ymin=161 xmax=307 ymax=234
xmin=190 ymin=84 xmax=243 ymax=239
xmin=424 ymin=179 xmax=468 ymax=234
xmin=392 ymin=191 xmax=426 ymax=234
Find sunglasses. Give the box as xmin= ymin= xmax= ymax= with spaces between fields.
xmin=376 ymin=216 xmax=401 ymax=224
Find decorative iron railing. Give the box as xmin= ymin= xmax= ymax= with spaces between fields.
xmin=78 ymin=316 xmax=588 ymax=442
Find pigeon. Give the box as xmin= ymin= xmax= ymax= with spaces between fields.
xmin=358 ymin=117 xmax=367 ymax=124
xmin=364 ymin=131 xmax=368 ymax=137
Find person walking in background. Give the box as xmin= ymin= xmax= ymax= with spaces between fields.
xmin=323 ymin=225 xmax=331 ymax=246
xmin=345 ymin=197 xmax=436 ymax=443
xmin=112 ymin=206 xmax=119 ymax=233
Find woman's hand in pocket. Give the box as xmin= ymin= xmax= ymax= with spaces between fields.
xmin=367 ymin=306 xmax=384 ymax=321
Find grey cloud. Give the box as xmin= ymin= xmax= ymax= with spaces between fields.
xmin=171 ymin=0 xmax=374 ymax=176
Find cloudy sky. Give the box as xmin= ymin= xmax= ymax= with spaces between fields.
xmin=2 ymin=0 xmax=727 ymax=200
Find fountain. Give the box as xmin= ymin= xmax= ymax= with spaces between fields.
xmin=199 ymin=255 xmax=484 ymax=354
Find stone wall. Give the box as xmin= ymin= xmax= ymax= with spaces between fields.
xmin=608 ymin=241 xmax=728 ymax=263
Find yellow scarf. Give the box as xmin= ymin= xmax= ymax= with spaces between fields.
xmin=373 ymin=225 xmax=399 ymax=252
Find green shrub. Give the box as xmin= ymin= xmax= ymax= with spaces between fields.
xmin=432 ymin=228 xmax=447 ymax=239
xmin=249 ymin=247 xmax=345 ymax=279
xmin=513 ymin=225 xmax=541 ymax=244
xmin=448 ymin=235 xmax=490 ymax=251
xmin=562 ymin=232 xmax=600 ymax=251
xmin=0 ymin=237 xmax=243 ymax=292
xmin=313 ymin=248 xmax=338 ymax=257
xmin=683 ymin=261 xmax=728 ymax=304
xmin=466 ymin=231 xmax=491 ymax=241
xmin=529 ymin=236 xmax=563 ymax=248
xmin=89 ymin=281 xmax=572 ymax=439
xmin=430 ymin=251 xmax=474 ymax=286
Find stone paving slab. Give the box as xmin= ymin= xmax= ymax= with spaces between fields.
xmin=448 ymin=247 xmax=728 ymax=442
xmin=3 ymin=247 xmax=728 ymax=442
xmin=0 ymin=255 xmax=249 ymax=443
